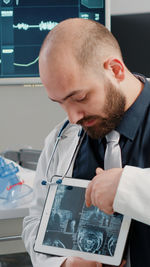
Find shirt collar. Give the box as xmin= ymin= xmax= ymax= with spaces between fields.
xmin=116 ymin=75 xmax=150 ymax=140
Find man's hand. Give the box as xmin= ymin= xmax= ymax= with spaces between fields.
xmin=61 ymin=257 xmax=126 ymax=267
xmin=104 ymin=259 xmax=126 ymax=267
xmin=61 ymin=257 xmax=102 ymax=267
xmin=85 ymin=167 xmax=123 ymax=214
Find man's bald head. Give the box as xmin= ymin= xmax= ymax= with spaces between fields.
xmin=39 ymin=18 xmax=122 ymax=71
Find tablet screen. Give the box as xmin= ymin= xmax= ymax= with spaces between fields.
xmin=34 ymin=177 xmax=131 ymax=265
xmin=43 ymin=184 xmax=123 ymax=255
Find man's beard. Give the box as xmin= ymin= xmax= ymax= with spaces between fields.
xmin=77 ymin=81 xmax=126 ymax=139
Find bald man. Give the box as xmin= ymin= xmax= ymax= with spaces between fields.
xmin=23 ymin=18 xmax=150 ymax=267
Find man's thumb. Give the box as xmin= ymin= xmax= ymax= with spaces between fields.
xmin=96 ymin=167 xmax=103 ymax=175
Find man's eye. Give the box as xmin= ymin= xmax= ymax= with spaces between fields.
xmin=75 ymin=95 xmax=87 ymax=102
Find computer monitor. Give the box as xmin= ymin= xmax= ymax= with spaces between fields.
xmin=0 ymin=0 xmax=110 ymax=85
xmin=111 ymin=13 xmax=150 ymax=78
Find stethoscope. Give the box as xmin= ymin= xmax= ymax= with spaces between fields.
xmin=41 ymin=120 xmax=85 ymax=186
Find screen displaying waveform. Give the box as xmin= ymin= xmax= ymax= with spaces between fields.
xmin=14 ymin=56 xmax=39 ymax=68
xmin=0 ymin=55 xmax=39 ymax=68
xmin=13 ymin=21 xmax=58 ymax=31
xmin=2 ymin=0 xmax=20 ymax=6
xmin=2 ymin=0 xmax=11 ymax=5
xmin=0 ymin=0 xmax=108 ymax=82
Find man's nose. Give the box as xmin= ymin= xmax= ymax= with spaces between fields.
xmin=67 ymin=106 xmax=84 ymax=124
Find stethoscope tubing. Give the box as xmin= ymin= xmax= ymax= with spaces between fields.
xmin=41 ymin=120 xmax=85 ymax=186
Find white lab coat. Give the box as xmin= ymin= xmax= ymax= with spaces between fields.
xmin=22 ymin=120 xmax=150 ymax=267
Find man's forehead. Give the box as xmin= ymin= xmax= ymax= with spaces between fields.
xmin=49 ymin=89 xmax=84 ymax=103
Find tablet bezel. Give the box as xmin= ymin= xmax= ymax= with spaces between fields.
xmin=34 ymin=176 xmax=131 ymax=266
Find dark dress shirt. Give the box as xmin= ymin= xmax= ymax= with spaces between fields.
xmin=73 ymin=76 xmax=150 ymax=267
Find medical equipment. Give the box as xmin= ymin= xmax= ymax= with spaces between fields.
xmin=41 ymin=120 xmax=85 ymax=186
xmin=0 ymin=156 xmax=33 ymax=208
xmin=0 ymin=157 xmax=19 ymax=195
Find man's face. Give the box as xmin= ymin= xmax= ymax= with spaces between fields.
xmin=77 ymin=79 xmax=126 ymax=138
xmin=40 ymin=54 xmax=126 ymax=139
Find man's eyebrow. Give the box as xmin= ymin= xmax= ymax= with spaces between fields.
xmin=49 ymin=90 xmax=83 ymax=103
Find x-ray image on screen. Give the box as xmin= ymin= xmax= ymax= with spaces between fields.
xmin=0 ymin=0 xmax=107 ymax=81
xmin=43 ymin=184 xmax=123 ymax=256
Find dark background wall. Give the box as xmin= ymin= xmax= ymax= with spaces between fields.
xmin=111 ymin=13 xmax=150 ymax=77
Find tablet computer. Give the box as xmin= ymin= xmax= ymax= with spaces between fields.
xmin=34 ymin=176 xmax=131 ymax=266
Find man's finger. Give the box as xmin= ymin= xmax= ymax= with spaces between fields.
xmin=85 ymin=181 xmax=93 ymax=207
xmin=120 ymin=259 xmax=126 ymax=267
xmin=101 ymin=207 xmax=114 ymax=215
xmin=96 ymin=167 xmax=103 ymax=175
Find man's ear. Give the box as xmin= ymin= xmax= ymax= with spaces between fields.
xmin=104 ymin=58 xmax=125 ymax=82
